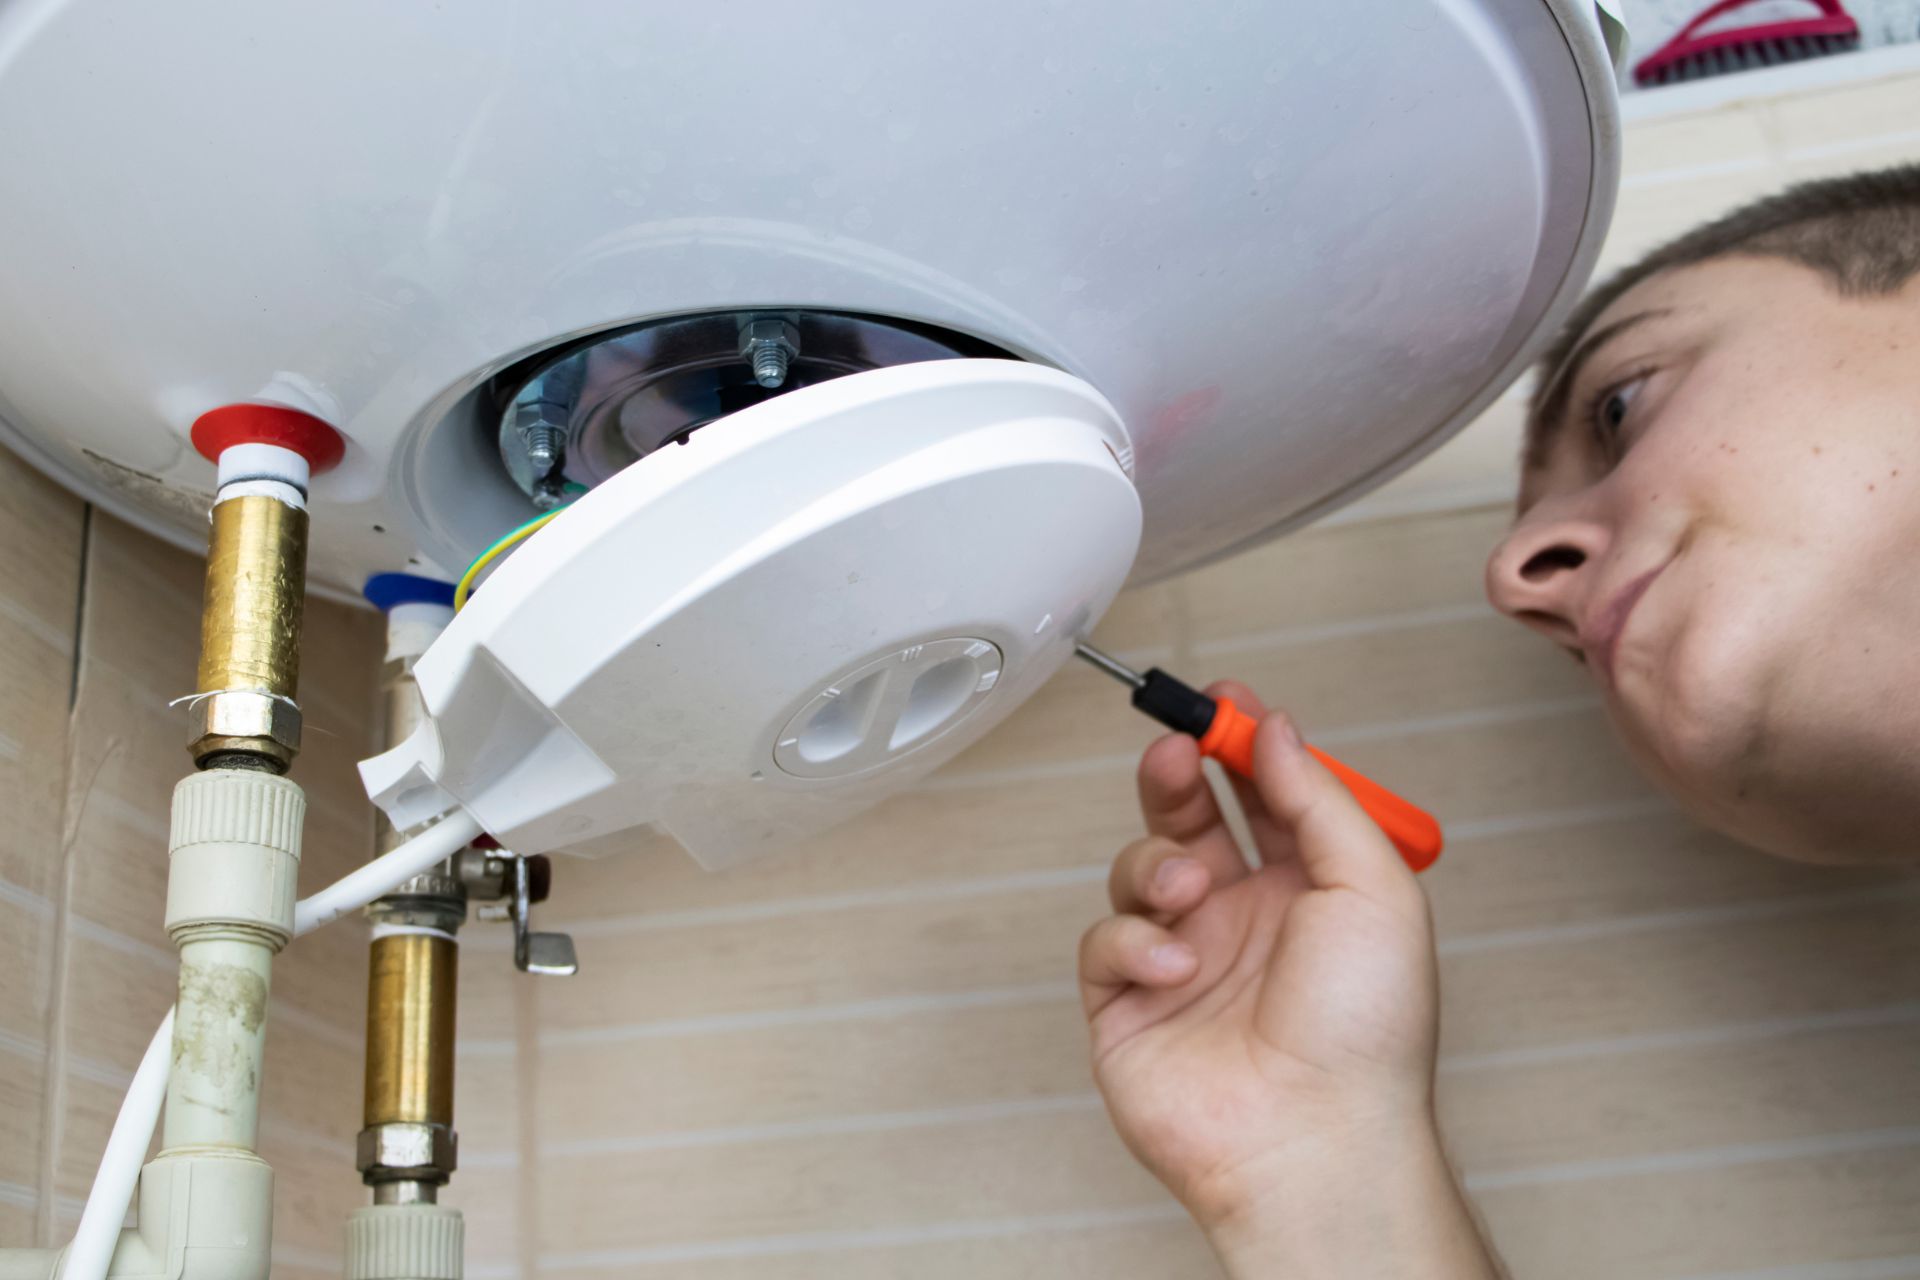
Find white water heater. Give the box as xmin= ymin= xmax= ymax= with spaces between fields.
xmin=0 ymin=0 xmax=1622 ymax=861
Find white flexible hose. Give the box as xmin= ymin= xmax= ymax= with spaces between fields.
xmin=62 ymin=809 xmax=484 ymax=1280
xmin=61 ymin=1010 xmax=173 ymax=1280
xmin=291 ymin=811 xmax=481 ymax=937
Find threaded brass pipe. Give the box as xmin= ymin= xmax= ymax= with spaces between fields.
xmin=190 ymin=492 xmax=309 ymax=769
xmin=198 ymin=494 xmax=308 ymax=699
xmin=363 ymin=933 xmax=458 ymax=1129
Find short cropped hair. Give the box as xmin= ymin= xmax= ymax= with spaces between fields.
xmin=1526 ymin=163 xmax=1920 ymax=464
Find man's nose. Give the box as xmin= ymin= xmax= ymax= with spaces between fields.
xmin=1485 ymin=514 xmax=1610 ymax=651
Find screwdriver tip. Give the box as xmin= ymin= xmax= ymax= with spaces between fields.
xmin=1074 ymin=641 xmax=1145 ymax=689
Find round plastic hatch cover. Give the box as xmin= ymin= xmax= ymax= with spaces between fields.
xmin=359 ymin=361 xmax=1141 ymax=865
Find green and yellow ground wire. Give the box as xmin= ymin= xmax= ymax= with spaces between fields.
xmin=453 ymin=506 xmax=563 ymax=611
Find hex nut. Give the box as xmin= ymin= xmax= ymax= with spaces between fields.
xmin=357 ymin=1122 xmax=458 ymax=1179
xmin=188 ymin=689 xmax=301 ymax=766
xmin=737 ymin=318 xmax=799 ymax=359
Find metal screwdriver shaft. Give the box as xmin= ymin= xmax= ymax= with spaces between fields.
xmin=1074 ymin=642 xmax=1145 ymax=689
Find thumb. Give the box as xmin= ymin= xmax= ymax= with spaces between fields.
xmin=1248 ymin=713 xmax=1417 ymax=903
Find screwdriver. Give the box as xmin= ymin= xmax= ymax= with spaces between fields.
xmin=1074 ymin=642 xmax=1443 ymax=872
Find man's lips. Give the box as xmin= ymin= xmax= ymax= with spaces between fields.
xmin=1585 ymin=561 xmax=1669 ymax=685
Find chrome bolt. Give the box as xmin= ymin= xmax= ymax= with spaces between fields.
xmin=752 ymin=344 xmax=788 ymax=388
xmin=521 ymin=421 xmax=564 ymax=476
xmin=739 ymin=318 xmax=800 ymax=390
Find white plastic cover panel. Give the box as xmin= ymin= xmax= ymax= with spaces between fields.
xmin=360 ymin=362 xmax=1140 ymax=865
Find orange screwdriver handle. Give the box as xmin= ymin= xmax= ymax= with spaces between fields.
xmin=1197 ymin=697 xmax=1443 ymax=872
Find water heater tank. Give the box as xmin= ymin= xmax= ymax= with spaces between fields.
xmin=0 ymin=0 xmax=1622 ymax=861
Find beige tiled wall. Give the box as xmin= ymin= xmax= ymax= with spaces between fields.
xmin=0 ymin=450 xmax=386 ymax=1277
xmin=502 ymin=61 xmax=1920 ymax=1280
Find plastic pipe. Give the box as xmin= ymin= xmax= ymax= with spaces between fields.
xmin=164 ymin=936 xmax=279 ymax=1150
xmin=59 ymin=810 xmax=484 ymax=1280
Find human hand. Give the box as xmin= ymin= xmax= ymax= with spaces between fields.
xmin=1078 ymin=683 xmax=1451 ymax=1242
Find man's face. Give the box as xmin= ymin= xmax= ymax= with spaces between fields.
xmin=1486 ymin=256 xmax=1920 ymax=862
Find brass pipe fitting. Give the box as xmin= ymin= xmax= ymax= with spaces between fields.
xmin=191 ymin=492 xmax=309 ymax=769
xmin=362 ymin=932 xmax=458 ymax=1130
xmin=358 ymin=929 xmax=460 ymax=1192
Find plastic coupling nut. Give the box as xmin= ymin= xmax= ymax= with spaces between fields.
xmin=165 ymin=769 xmax=305 ymax=945
xmin=346 ymin=1204 xmax=465 ymax=1280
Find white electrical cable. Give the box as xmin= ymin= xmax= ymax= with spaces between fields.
xmin=61 ymin=1009 xmax=174 ymax=1280
xmin=291 ymin=811 xmax=480 ymax=936
xmin=62 ymin=809 xmax=484 ymax=1280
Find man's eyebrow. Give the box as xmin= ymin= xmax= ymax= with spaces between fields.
xmin=1531 ymin=308 xmax=1672 ymax=444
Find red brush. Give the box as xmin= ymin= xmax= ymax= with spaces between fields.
xmin=1634 ymin=0 xmax=1859 ymax=87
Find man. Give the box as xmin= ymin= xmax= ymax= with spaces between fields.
xmin=1077 ymin=165 xmax=1920 ymax=1275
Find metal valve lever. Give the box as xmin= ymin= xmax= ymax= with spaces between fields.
xmin=472 ymin=855 xmax=576 ymax=974
xmin=510 ymin=855 xmax=578 ymax=976
xmin=471 ymin=852 xmax=578 ymax=975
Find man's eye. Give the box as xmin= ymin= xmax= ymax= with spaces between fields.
xmin=1589 ymin=372 xmax=1650 ymax=445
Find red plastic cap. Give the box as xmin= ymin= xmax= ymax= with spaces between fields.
xmin=191 ymin=404 xmax=347 ymax=474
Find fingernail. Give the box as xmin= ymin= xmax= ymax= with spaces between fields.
xmin=1150 ymin=942 xmax=1197 ymax=972
xmin=1153 ymin=857 xmax=1199 ymax=893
